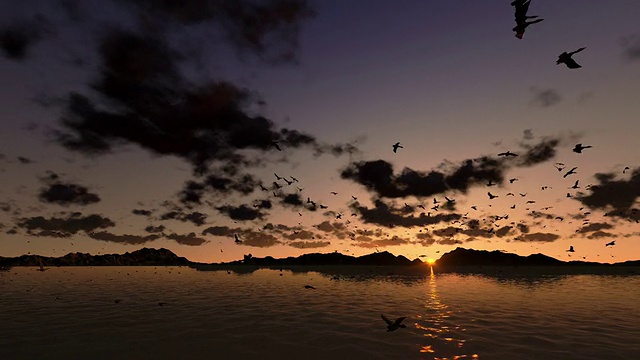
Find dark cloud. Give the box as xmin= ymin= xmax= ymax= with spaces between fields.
xmin=38 ymin=182 xmax=100 ymax=206
xmin=132 ymin=209 xmax=153 ymax=216
xmin=18 ymin=214 xmax=115 ymax=236
xmin=144 ymin=225 xmax=165 ymax=233
xmin=89 ymin=231 xmax=160 ymax=245
xmin=586 ymin=231 xmax=616 ymax=240
xmin=216 ymin=204 xmax=264 ymax=221
xmin=165 ymin=232 xmax=207 ymax=246
xmin=341 ymin=157 xmax=503 ymax=199
xmin=517 ymin=137 xmax=560 ymax=166
xmin=352 ymin=235 xmax=410 ymax=248
xmin=513 ymin=232 xmax=560 ymax=242
xmin=530 ymin=87 xmax=562 ymax=108
xmin=352 ymin=199 xmax=461 ymax=228
xmin=202 ymin=225 xmax=237 ymax=236
xmin=523 ymin=129 xmax=534 ymax=140
xmin=288 ymin=240 xmax=330 ymax=249
xmin=160 ymin=210 xmax=208 ymax=226
xmin=576 ymin=222 xmax=613 ymax=234
xmin=180 ymin=174 xmax=261 ymax=204
xmin=576 ymin=169 xmax=640 ymax=220
xmin=0 ymin=18 xmax=50 ymax=60
xmin=17 ymin=156 xmax=33 ymax=164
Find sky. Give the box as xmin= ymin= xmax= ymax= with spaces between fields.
xmin=1 ymin=0 xmax=639 ymax=264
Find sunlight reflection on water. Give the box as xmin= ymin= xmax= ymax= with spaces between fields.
xmin=1 ymin=266 xmax=639 ymax=359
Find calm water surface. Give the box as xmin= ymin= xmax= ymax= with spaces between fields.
xmin=1 ymin=266 xmax=639 ymax=359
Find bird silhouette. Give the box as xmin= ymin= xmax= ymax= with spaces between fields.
xmin=566 ymin=245 xmax=575 ymax=252
xmin=572 ymin=143 xmax=592 ymax=153
xmin=234 ymin=234 xmax=242 ymax=244
xmin=563 ymin=167 xmax=577 ymax=178
xmin=571 ymin=180 xmax=580 ymax=189
xmin=605 ymin=240 xmax=616 ymax=247
xmin=487 ymin=192 xmax=498 ymax=200
xmin=271 ymin=141 xmax=282 ymax=151
xmin=557 ymin=47 xmax=586 ymax=69
xmin=304 ymin=285 xmax=316 ymax=289
xmin=274 ymin=173 xmax=283 ymax=180
xmin=623 ymin=166 xmax=630 ymax=174
xmin=512 ymin=0 xmax=544 ymax=39
xmin=498 ymin=151 xmax=518 ymax=157
xmin=392 ymin=142 xmax=403 ymax=153
xmin=381 ymin=314 xmax=407 ymax=332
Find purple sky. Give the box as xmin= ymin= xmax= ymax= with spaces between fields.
xmin=1 ymin=1 xmax=639 ymax=263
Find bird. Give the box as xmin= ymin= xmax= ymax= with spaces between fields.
xmin=274 ymin=173 xmax=283 ymax=180
xmin=557 ymin=47 xmax=586 ymax=69
xmin=563 ymin=167 xmax=577 ymax=178
xmin=234 ymin=234 xmax=242 ymax=244
xmin=571 ymin=180 xmax=580 ymax=189
xmin=605 ymin=241 xmax=616 ymax=247
xmin=566 ymin=246 xmax=575 ymax=252
xmin=392 ymin=142 xmax=403 ymax=153
xmin=509 ymin=178 xmax=518 ymax=183
xmin=381 ymin=314 xmax=407 ymax=332
xmin=283 ymin=178 xmax=293 ymax=185
xmin=486 ymin=179 xmax=496 ymax=187
xmin=330 ymin=192 xmax=338 ymax=195
xmin=498 ymin=151 xmax=518 ymax=157
xmin=572 ymin=143 xmax=592 ymax=153
xmin=351 ymin=195 xmax=358 ymax=201
xmin=623 ymin=166 xmax=630 ymax=174
xmin=487 ymin=192 xmax=498 ymax=200
xmin=304 ymin=285 xmax=316 ymax=289
xmin=290 ymin=176 xmax=299 ymax=182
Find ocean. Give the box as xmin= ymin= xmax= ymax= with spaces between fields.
xmin=1 ymin=266 xmax=639 ymax=359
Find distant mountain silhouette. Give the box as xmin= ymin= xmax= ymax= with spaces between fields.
xmin=436 ymin=247 xmax=635 ymax=267
xmin=222 ymin=251 xmax=422 ymax=267
xmin=0 ymin=248 xmax=191 ymax=267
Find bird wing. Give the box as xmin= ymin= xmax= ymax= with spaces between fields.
xmin=381 ymin=314 xmax=393 ymax=325
xmin=564 ymin=58 xmax=581 ymax=69
xmin=394 ymin=317 xmax=407 ymax=325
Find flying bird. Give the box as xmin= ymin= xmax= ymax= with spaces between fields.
xmin=487 ymin=192 xmax=498 ymax=200
xmin=572 ymin=143 xmax=592 ymax=153
xmin=304 ymin=285 xmax=316 ymax=289
xmin=498 ymin=151 xmax=518 ymax=157
xmin=566 ymin=245 xmax=575 ymax=252
xmin=381 ymin=314 xmax=407 ymax=332
xmin=571 ymin=180 xmax=580 ymax=189
xmin=234 ymin=234 xmax=242 ymax=244
xmin=271 ymin=141 xmax=282 ymax=151
xmin=623 ymin=166 xmax=630 ymax=174
xmin=512 ymin=0 xmax=544 ymax=39
xmin=274 ymin=173 xmax=283 ymax=180
xmin=557 ymin=47 xmax=586 ymax=69
xmin=509 ymin=178 xmax=518 ymax=183
xmin=605 ymin=241 xmax=616 ymax=247
xmin=563 ymin=167 xmax=578 ymax=178
xmin=392 ymin=142 xmax=403 ymax=153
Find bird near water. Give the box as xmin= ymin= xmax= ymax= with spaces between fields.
xmin=381 ymin=314 xmax=407 ymax=332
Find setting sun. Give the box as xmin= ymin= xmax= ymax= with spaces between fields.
xmin=426 ymin=259 xmax=436 ymax=265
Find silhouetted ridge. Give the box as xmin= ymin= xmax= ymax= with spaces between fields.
xmin=0 ymin=248 xmax=191 ymax=267
xmin=234 ymin=251 xmax=417 ymax=266
xmin=438 ymin=247 xmax=582 ymax=266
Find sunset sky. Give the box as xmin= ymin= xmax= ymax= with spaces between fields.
xmin=1 ymin=0 xmax=639 ymax=263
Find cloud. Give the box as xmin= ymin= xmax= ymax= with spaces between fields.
xmin=513 ymin=232 xmax=560 ymax=242
xmin=523 ymin=129 xmax=534 ymax=140
xmin=132 ymin=209 xmax=153 ymax=216
xmin=144 ymin=225 xmax=165 ymax=233
xmin=88 ymin=231 xmax=161 ymax=245
xmin=575 ymin=168 xmax=640 ymax=220
xmin=621 ymin=34 xmax=640 ymax=61
xmin=160 ymin=210 xmax=208 ymax=226
xmin=18 ymin=213 xmax=115 ymax=236
xmin=352 ymin=235 xmax=410 ymax=248
xmin=352 ymin=199 xmax=461 ymax=228
xmin=38 ymin=181 xmax=100 ymax=206
xmin=288 ymin=240 xmax=331 ymax=249
xmin=0 ymin=17 xmax=51 ymax=60
xmin=530 ymin=87 xmax=562 ymax=108
xmin=517 ymin=137 xmax=561 ymax=166
xmin=216 ymin=204 xmax=265 ymax=221
xmin=586 ymin=231 xmax=616 ymax=240
xmin=165 ymin=232 xmax=208 ymax=246
xmin=576 ymin=222 xmax=613 ymax=234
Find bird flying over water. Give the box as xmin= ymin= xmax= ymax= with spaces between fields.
xmin=392 ymin=142 xmax=403 ymax=153
xmin=381 ymin=314 xmax=407 ymax=332
xmin=557 ymin=47 xmax=586 ymax=69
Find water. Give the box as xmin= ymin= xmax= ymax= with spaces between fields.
xmin=1 ymin=266 xmax=639 ymax=359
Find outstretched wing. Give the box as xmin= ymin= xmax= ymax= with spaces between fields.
xmin=381 ymin=314 xmax=393 ymax=325
xmin=564 ymin=58 xmax=581 ymax=69
xmin=394 ymin=317 xmax=407 ymax=326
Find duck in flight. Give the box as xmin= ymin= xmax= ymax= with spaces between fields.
xmin=498 ymin=151 xmax=518 ymax=157
xmin=487 ymin=192 xmax=498 ymax=200
xmin=512 ymin=0 xmax=543 ymax=39
xmin=392 ymin=142 xmax=403 ymax=153
xmin=605 ymin=240 xmax=616 ymax=247
xmin=381 ymin=314 xmax=407 ymax=332
xmin=573 ymin=143 xmax=592 ymax=153
xmin=557 ymin=47 xmax=586 ymax=69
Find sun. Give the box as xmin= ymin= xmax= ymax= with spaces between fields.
xmin=426 ymin=258 xmax=436 ymax=265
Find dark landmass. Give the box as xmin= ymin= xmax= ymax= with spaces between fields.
xmin=1 ymin=248 xmax=638 ymax=276
xmin=0 ymin=248 xmax=191 ymax=267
